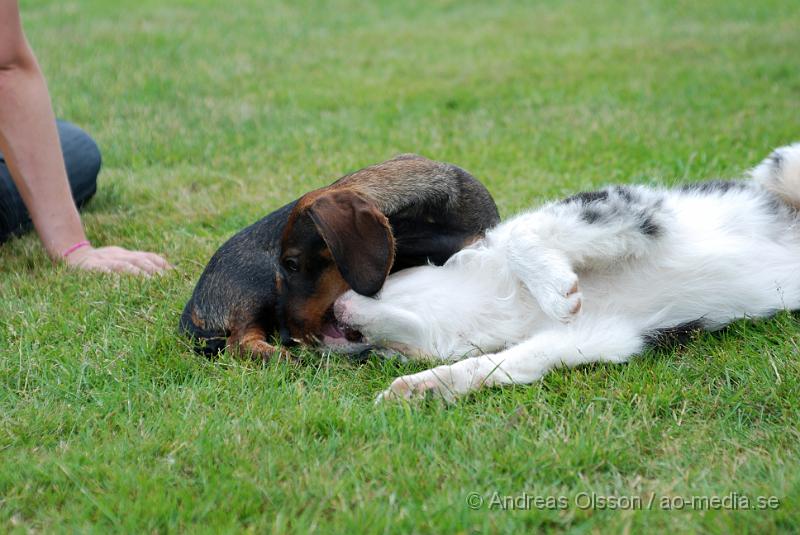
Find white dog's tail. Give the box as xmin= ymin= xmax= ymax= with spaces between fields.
xmin=751 ymin=142 xmax=800 ymax=209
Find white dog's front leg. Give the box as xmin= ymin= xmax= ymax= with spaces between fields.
xmin=376 ymin=319 xmax=645 ymax=403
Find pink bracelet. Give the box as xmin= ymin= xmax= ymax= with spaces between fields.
xmin=62 ymin=240 xmax=91 ymax=258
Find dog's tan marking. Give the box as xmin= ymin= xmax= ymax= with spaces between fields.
xmin=229 ymin=324 xmax=292 ymax=362
xmin=290 ymin=266 xmax=350 ymax=341
xmin=190 ymin=307 xmax=206 ymax=329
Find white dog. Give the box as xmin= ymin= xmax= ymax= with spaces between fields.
xmin=323 ymin=144 xmax=800 ymax=402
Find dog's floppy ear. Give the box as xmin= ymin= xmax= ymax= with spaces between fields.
xmin=308 ymin=190 xmax=395 ymax=296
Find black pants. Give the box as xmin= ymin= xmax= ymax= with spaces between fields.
xmin=0 ymin=120 xmax=102 ymax=243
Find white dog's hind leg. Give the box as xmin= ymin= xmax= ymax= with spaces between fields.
xmin=376 ymin=319 xmax=645 ymax=403
xmin=502 ymin=186 xmax=669 ymax=322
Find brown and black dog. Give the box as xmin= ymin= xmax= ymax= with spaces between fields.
xmin=180 ymin=154 xmax=499 ymax=359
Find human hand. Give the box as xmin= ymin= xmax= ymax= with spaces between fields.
xmin=64 ymin=245 xmax=172 ymax=276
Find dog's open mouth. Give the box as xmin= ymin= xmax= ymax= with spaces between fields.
xmin=320 ymin=308 xmax=364 ymax=344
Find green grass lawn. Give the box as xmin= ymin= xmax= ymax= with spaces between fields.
xmin=2 ymin=0 xmax=800 ymax=532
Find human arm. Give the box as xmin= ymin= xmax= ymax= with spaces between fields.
xmin=0 ymin=0 xmax=169 ymax=274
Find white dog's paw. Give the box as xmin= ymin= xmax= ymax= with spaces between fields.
xmin=537 ymin=273 xmax=582 ymax=323
xmin=375 ymin=367 xmax=463 ymax=404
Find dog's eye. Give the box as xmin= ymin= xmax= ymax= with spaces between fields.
xmin=283 ymin=257 xmax=300 ymax=272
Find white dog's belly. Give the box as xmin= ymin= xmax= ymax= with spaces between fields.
xmin=577 ymin=237 xmax=800 ymax=332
